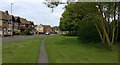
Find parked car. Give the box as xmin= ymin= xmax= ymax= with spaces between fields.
xmin=45 ymin=32 xmax=50 ymax=35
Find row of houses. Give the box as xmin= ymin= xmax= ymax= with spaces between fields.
xmin=0 ymin=11 xmax=60 ymax=36
xmin=35 ymin=24 xmax=60 ymax=34
xmin=0 ymin=11 xmax=34 ymax=36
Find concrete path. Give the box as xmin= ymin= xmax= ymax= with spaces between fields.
xmin=37 ymin=37 xmax=49 ymax=63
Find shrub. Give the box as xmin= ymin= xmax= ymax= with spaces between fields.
xmin=24 ymin=28 xmax=30 ymax=35
xmin=117 ymin=22 xmax=120 ymax=42
xmin=20 ymin=31 xmax=25 ymax=35
xmin=77 ymin=21 xmax=100 ymax=42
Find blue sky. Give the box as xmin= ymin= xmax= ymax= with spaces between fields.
xmin=0 ymin=0 xmax=66 ymax=26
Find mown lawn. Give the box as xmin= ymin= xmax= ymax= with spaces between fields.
xmin=2 ymin=37 xmax=44 ymax=63
xmin=45 ymin=35 xmax=118 ymax=63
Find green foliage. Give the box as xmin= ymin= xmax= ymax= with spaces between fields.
xmin=20 ymin=31 xmax=25 ymax=35
xmin=78 ymin=21 xmax=100 ymax=42
xmin=60 ymin=2 xmax=101 ymax=42
xmin=59 ymin=3 xmax=85 ymax=35
xmin=117 ymin=22 xmax=120 ymax=41
xmin=24 ymin=28 xmax=30 ymax=35
xmin=20 ymin=29 xmax=31 ymax=35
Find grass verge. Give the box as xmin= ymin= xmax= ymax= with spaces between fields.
xmin=3 ymin=37 xmax=44 ymax=63
xmin=45 ymin=35 xmax=118 ymax=63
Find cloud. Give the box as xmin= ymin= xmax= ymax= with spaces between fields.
xmin=0 ymin=0 xmax=65 ymax=26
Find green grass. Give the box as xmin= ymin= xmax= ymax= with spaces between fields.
xmin=45 ymin=35 xmax=118 ymax=63
xmin=3 ymin=37 xmax=44 ymax=63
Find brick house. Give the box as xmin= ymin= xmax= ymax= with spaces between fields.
xmin=0 ymin=11 xmax=15 ymax=36
xmin=43 ymin=25 xmax=53 ymax=33
xmin=19 ymin=18 xmax=34 ymax=34
xmin=52 ymin=26 xmax=60 ymax=34
xmin=14 ymin=16 xmax=21 ymax=34
xmin=28 ymin=21 xmax=34 ymax=34
xmin=19 ymin=18 xmax=29 ymax=32
xmin=0 ymin=11 xmax=8 ymax=36
xmin=0 ymin=11 xmax=36 ymax=36
xmin=7 ymin=15 xmax=15 ymax=36
xmin=35 ymin=24 xmax=44 ymax=34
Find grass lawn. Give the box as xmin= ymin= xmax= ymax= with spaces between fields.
xmin=2 ymin=37 xmax=44 ymax=63
xmin=45 ymin=35 xmax=118 ymax=63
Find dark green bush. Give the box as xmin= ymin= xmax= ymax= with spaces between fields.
xmin=24 ymin=28 xmax=30 ymax=35
xmin=77 ymin=21 xmax=101 ymax=42
xmin=117 ymin=22 xmax=120 ymax=42
xmin=20 ymin=31 xmax=25 ymax=35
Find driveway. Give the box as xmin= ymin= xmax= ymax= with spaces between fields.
xmin=2 ymin=34 xmax=47 ymax=43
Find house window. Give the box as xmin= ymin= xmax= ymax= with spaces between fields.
xmin=8 ymin=28 xmax=12 ymax=32
xmin=3 ymin=21 xmax=6 ymax=24
xmin=8 ymin=21 xmax=12 ymax=24
xmin=0 ymin=27 xmax=2 ymax=31
xmin=15 ymin=22 xmax=18 ymax=25
xmin=8 ymin=30 xmax=12 ymax=32
xmin=4 ymin=28 xmax=7 ymax=31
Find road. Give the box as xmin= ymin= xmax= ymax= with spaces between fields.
xmin=2 ymin=34 xmax=47 ymax=43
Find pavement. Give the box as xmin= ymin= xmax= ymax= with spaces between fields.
xmin=37 ymin=37 xmax=49 ymax=63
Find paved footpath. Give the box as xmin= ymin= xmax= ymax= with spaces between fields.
xmin=37 ymin=37 xmax=49 ymax=63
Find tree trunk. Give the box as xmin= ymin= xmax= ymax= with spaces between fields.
xmin=97 ymin=3 xmax=111 ymax=49
xmin=116 ymin=2 xmax=120 ymax=41
xmin=115 ymin=2 xmax=119 ymax=41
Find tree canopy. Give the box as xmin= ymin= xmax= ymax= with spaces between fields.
xmin=44 ymin=1 xmax=120 ymax=50
xmin=59 ymin=2 xmax=120 ymax=50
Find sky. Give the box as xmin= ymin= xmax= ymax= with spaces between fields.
xmin=0 ymin=0 xmax=66 ymax=27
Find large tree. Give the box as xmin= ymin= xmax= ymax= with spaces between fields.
xmin=44 ymin=1 xmax=120 ymax=50
xmin=96 ymin=2 xmax=119 ymax=50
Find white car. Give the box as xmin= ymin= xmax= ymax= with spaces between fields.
xmin=45 ymin=32 xmax=50 ymax=35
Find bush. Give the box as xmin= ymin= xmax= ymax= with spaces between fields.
xmin=65 ymin=31 xmax=77 ymax=36
xmin=117 ymin=22 xmax=120 ymax=42
xmin=77 ymin=21 xmax=101 ymax=42
xmin=20 ymin=31 xmax=25 ymax=35
xmin=24 ymin=29 xmax=30 ymax=35
xmin=20 ymin=29 xmax=31 ymax=35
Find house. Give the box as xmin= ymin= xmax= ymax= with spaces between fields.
xmin=35 ymin=24 xmax=44 ymax=34
xmin=28 ymin=21 xmax=34 ymax=34
xmin=0 ymin=26 xmax=2 ymax=36
xmin=19 ymin=18 xmax=35 ymax=35
xmin=7 ymin=15 xmax=15 ymax=36
xmin=43 ymin=25 xmax=53 ymax=33
xmin=0 ymin=11 xmax=8 ymax=36
xmin=52 ymin=26 xmax=60 ymax=34
xmin=35 ymin=24 xmax=53 ymax=34
xmin=0 ymin=11 xmax=15 ymax=36
xmin=0 ymin=10 xmax=36 ymax=36
xmin=19 ymin=18 xmax=30 ymax=32
xmin=14 ymin=16 xmax=21 ymax=34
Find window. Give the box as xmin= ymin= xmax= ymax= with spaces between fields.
xmin=4 ymin=27 xmax=7 ymax=31
xmin=8 ymin=21 xmax=12 ymax=24
xmin=8 ymin=28 xmax=12 ymax=32
xmin=14 ymin=22 xmax=18 ymax=25
xmin=0 ymin=27 xmax=2 ymax=31
xmin=8 ymin=30 xmax=12 ymax=32
xmin=3 ymin=21 xmax=6 ymax=24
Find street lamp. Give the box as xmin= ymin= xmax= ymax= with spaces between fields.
xmin=11 ymin=3 xmax=14 ymax=36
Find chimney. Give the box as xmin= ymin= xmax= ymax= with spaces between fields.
xmin=5 ymin=10 xmax=9 ymax=15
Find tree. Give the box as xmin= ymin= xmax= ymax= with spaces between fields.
xmin=96 ymin=2 xmax=119 ymax=50
xmin=44 ymin=1 xmax=120 ymax=50
xmin=117 ymin=2 xmax=120 ymax=41
xmin=59 ymin=3 xmax=84 ymax=35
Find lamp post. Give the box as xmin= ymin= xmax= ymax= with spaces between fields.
xmin=11 ymin=3 xmax=14 ymax=36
